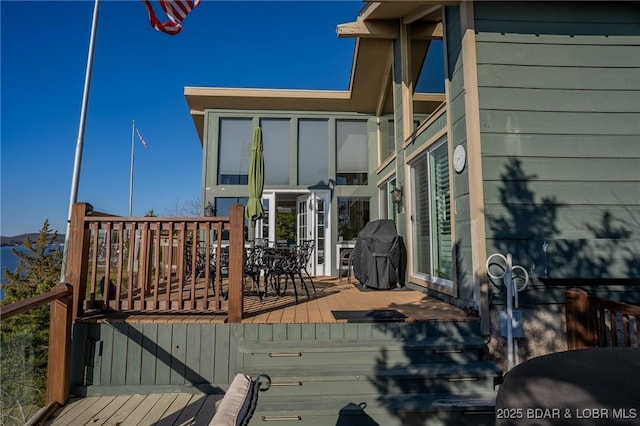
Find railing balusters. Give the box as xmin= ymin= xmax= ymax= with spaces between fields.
xmin=103 ymin=222 xmax=113 ymax=308
xmin=214 ymin=222 xmax=223 ymax=310
xmin=139 ymin=222 xmax=149 ymax=309
xmin=189 ymin=222 xmax=197 ymax=310
xmin=202 ymin=222 xmax=211 ymax=308
xmin=177 ymin=223 xmax=185 ymax=310
xmin=127 ymin=223 xmax=136 ymax=310
xmin=89 ymin=222 xmax=99 ymax=307
xmin=116 ymin=222 xmax=125 ymax=310
xmin=66 ymin=202 xmax=244 ymax=319
xmin=165 ymin=223 xmax=174 ymax=310
xmin=597 ymin=304 xmax=607 ymax=347
xmin=152 ymin=221 xmax=162 ymax=309
xmin=622 ymin=314 xmax=631 ymax=347
xmin=610 ymin=309 xmax=618 ymax=346
xmin=566 ymin=288 xmax=640 ymax=350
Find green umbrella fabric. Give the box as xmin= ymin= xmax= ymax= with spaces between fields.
xmin=245 ymin=127 xmax=265 ymax=223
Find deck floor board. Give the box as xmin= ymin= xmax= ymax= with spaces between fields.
xmin=79 ymin=278 xmax=469 ymax=324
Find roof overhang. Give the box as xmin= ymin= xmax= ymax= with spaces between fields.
xmin=185 ymin=1 xmax=448 ymax=144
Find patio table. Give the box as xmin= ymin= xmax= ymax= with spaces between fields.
xmin=496 ymin=347 xmax=640 ymax=426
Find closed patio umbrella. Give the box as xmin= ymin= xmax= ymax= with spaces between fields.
xmin=245 ymin=127 xmax=265 ymax=232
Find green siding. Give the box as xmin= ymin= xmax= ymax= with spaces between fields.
xmin=473 ymin=1 xmax=640 ymax=290
xmin=482 ymin=157 xmax=640 ymax=182
xmin=481 ymin=134 xmax=640 ymax=158
xmin=479 ymin=110 xmax=640 ymax=135
xmin=71 ymin=321 xmax=484 ymax=395
xmin=478 ymin=65 xmax=640 ymax=91
xmin=478 ymin=87 xmax=640 ymax=113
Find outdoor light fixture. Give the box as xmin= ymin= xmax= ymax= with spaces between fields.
xmin=390 ymin=186 xmax=403 ymax=211
xmin=204 ymin=201 xmax=215 ymax=217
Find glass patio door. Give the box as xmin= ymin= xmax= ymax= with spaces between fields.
xmin=296 ymin=191 xmax=330 ymax=276
xmin=257 ymin=192 xmax=275 ymax=243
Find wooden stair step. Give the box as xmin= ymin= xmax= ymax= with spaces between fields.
xmin=255 ymin=391 xmax=498 ymax=414
xmin=241 ymin=360 xmax=502 ymax=381
xmin=239 ymin=335 xmax=488 ymax=354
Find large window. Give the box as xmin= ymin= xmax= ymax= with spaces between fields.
xmin=298 ymin=119 xmax=329 ymax=186
xmin=337 ymin=197 xmax=370 ymax=241
xmin=261 ymin=118 xmax=290 ymax=185
xmin=410 ymin=140 xmax=451 ymax=281
xmin=215 ymin=197 xmax=249 ymax=240
xmin=336 ymin=120 xmax=368 ymax=185
xmin=218 ymin=118 xmax=252 ymax=185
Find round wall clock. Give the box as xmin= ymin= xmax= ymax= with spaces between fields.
xmin=453 ymin=145 xmax=466 ymax=173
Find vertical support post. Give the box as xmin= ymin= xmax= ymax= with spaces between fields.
xmin=46 ymin=284 xmax=73 ymax=405
xmin=460 ymin=1 xmax=491 ymax=337
xmin=66 ymin=203 xmax=92 ymax=321
xmin=565 ymin=288 xmax=595 ymax=350
xmin=228 ymin=204 xmax=245 ymax=323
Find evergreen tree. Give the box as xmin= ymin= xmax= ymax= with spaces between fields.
xmin=1 ymin=220 xmax=62 ymax=425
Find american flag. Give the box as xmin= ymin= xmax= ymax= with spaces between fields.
xmin=142 ymin=0 xmax=201 ymax=35
xmin=136 ymin=128 xmax=149 ymax=148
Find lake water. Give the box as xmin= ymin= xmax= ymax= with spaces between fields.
xmin=1 ymin=245 xmax=25 ymax=278
xmin=0 ymin=245 xmax=25 ymax=299
xmin=0 ymin=245 xmax=63 ymax=300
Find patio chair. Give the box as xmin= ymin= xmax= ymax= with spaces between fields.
xmin=209 ymin=373 xmax=271 ymax=426
xmin=338 ymin=248 xmax=353 ymax=282
xmin=280 ymin=240 xmax=316 ymax=302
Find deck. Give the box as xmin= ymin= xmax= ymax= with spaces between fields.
xmin=78 ymin=277 xmax=470 ymax=324
xmin=47 ymin=278 xmax=474 ymax=425
xmin=46 ymin=393 xmax=221 ymax=425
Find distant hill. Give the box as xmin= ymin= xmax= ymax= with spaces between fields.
xmin=0 ymin=234 xmax=65 ymax=247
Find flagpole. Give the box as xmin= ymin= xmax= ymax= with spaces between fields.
xmin=60 ymin=0 xmax=100 ymax=282
xmin=129 ymin=119 xmax=135 ymax=216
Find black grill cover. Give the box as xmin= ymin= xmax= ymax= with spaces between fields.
xmin=352 ymin=219 xmax=406 ymax=289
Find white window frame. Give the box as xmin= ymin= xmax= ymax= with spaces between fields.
xmin=408 ymin=137 xmax=453 ymax=288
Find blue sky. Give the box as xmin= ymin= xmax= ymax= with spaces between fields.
xmin=1 ymin=0 xmax=363 ymax=236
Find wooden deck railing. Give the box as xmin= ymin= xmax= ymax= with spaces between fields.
xmin=566 ymin=288 xmax=640 ymax=350
xmin=65 ymin=202 xmax=245 ymax=322
xmin=0 ymin=283 xmax=73 ymax=423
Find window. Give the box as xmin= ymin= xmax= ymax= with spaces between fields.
xmin=261 ymin=119 xmax=290 ymax=185
xmin=338 ymin=197 xmax=370 ymax=240
xmin=298 ymin=119 xmax=329 ymax=185
xmin=379 ymin=178 xmax=397 ymax=223
xmin=415 ymin=40 xmax=445 ymax=94
xmin=410 ymin=139 xmax=451 ymax=281
xmin=218 ymin=118 xmax=252 ymax=185
xmin=387 ymin=119 xmax=421 ymax=151
xmin=336 ymin=120 xmax=368 ymax=185
xmin=215 ymin=197 xmax=249 ymax=240
xmin=380 ymin=119 xmax=395 ymax=163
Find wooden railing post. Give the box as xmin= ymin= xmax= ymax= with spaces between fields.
xmin=227 ymin=204 xmax=245 ymax=323
xmin=565 ymin=288 xmax=596 ymax=350
xmin=66 ymin=203 xmax=92 ymax=321
xmin=46 ymin=283 xmax=73 ymax=405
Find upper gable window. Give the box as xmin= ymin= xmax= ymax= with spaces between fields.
xmin=336 ymin=119 xmax=368 ymax=185
xmin=415 ymin=39 xmax=445 ymax=94
xmin=261 ymin=118 xmax=291 ymax=185
xmin=298 ymin=119 xmax=329 ymax=186
xmin=218 ymin=118 xmax=252 ymax=185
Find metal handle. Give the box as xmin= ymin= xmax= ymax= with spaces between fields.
xmin=261 ymin=415 xmax=302 ymax=421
